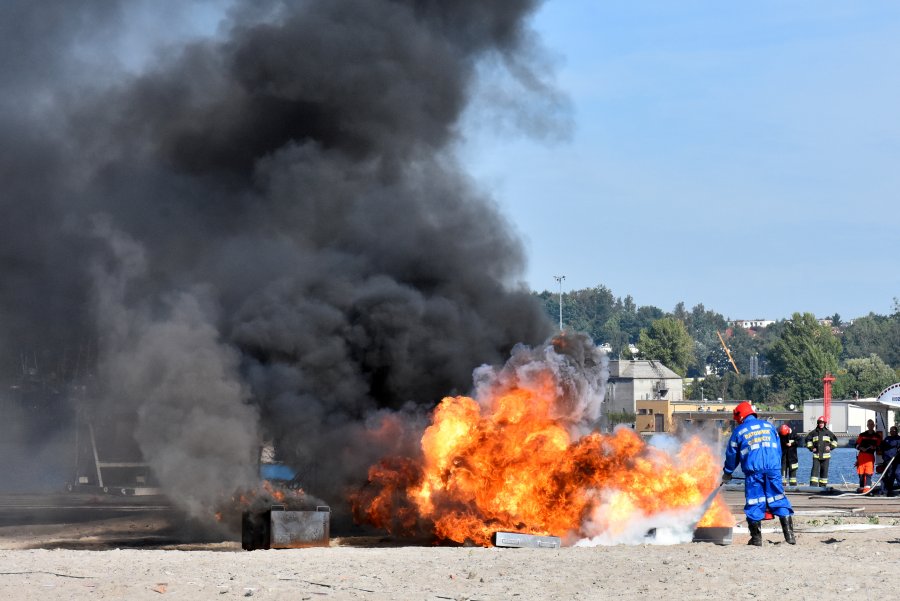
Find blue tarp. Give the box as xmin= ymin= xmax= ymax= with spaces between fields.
xmin=260 ymin=463 xmax=296 ymax=481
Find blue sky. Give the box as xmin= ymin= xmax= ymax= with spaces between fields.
xmin=460 ymin=1 xmax=900 ymax=321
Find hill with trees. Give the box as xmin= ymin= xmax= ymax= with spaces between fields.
xmin=534 ymin=286 xmax=900 ymax=409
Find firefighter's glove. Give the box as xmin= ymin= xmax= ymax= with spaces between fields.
xmin=721 ymin=471 xmax=733 ymax=483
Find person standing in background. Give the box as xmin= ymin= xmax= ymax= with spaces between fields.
xmin=879 ymin=426 xmax=900 ymax=497
xmin=855 ymin=419 xmax=882 ymax=494
xmin=805 ymin=417 xmax=838 ymax=487
xmin=778 ymin=424 xmax=802 ymax=486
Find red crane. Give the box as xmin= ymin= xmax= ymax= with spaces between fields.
xmin=822 ymin=373 xmax=835 ymax=425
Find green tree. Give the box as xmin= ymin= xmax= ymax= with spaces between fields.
xmin=533 ymin=286 xmax=662 ymax=357
xmin=615 ymin=296 xmax=663 ymax=348
xmin=599 ymin=313 xmax=630 ymax=357
xmin=743 ymin=376 xmax=775 ymax=408
xmin=841 ymin=314 xmax=891 ymax=360
xmin=680 ymin=303 xmax=728 ymax=377
xmin=545 ymin=285 xmax=617 ymax=342
xmin=636 ymin=317 xmax=694 ymax=376
xmin=767 ymin=313 xmax=841 ymax=401
xmin=673 ymin=301 xmax=689 ymax=323
xmin=833 ymin=354 xmax=897 ymax=399
xmin=606 ymin=410 xmax=636 ymax=427
xmin=840 ymin=308 xmax=900 ymax=368
xmin=717 ymin=326 xmax=763 ymax=374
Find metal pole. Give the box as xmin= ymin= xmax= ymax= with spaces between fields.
xmin=553 ymin=275 xmax=565 ymax=331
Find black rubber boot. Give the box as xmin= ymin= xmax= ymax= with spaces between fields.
xmin=779 ymin=515 xmax=796 ymax=545
xmin=747 ymin=519 xmax=762 ymax=546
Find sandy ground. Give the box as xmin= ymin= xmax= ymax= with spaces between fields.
xmin=1 ymin=514 xmax=900 ymax=600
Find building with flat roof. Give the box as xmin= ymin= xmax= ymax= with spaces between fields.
xmin=730 ymin=319 xmax=775 ymax=330
xmin=605 ymin=360 xmax=683 ymax=430
xmin=635 ymin=398 xmax=802 ymax=436
xmin=803 ymin=398 xmax=899 ymax=435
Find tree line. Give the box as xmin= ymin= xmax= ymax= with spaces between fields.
xmin=534 ymin=286 xmax=900 ymax=409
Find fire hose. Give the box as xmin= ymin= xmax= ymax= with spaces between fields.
xmin=830 ymin=453 xmax=897 ymax=497
xmin=687 ymin=481 xmax=728 ymax=532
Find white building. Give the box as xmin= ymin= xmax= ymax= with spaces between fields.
xmin=730 ymin=319 xmax=775 ymax=329
xmin=605 ymin=360 xmax=684 ymax=420
xmin=803 ymin=398 xmax=899 ymax=435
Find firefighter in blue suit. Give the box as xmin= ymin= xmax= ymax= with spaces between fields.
xmin=722 ymin=401 xmax=795 ymax=546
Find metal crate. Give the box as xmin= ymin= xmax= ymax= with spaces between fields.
xmin=242 ymin=505 xmax=331 ymax=550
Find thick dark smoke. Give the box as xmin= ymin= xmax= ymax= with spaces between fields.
xmin=0 ymin=0 xmax=565 ymax=523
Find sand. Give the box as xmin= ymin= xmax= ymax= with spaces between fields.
xmin=0 ymin=514 xmax=898 ymax=600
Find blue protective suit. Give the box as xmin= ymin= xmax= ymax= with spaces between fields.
xmin=724 ymin=416 xmax=793 ymax=521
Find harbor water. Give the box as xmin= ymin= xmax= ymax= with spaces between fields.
xmin=726 ymin=446 xmax=862 ymax=486
xmin=796 ymin=446 xmax=859 ymax=486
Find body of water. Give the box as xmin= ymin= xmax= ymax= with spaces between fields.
xmin=727 ymin=446 xmax=862 ymax=486
xmin=796 ymin=446 xmax=858 ymax=486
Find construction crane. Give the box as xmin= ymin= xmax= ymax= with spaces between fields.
xmin=716 ymin=330 xmax=740 ymax=374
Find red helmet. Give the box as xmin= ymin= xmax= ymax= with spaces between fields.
xmin=816 ymin=416 xmax=826 ymax=425
xmin=732 ymin=401 xmax=756 ymax=423
xmin=779 ymin=424 xmax=791 ymax=436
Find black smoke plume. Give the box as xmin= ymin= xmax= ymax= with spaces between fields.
xmin=0 ymin=0 xmax=565 ymax=523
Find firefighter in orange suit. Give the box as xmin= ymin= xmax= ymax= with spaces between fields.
xmin=855 ymin=419 xmax=882 ymax=493
xmin=805 ymin=417 xmax=838 ymax=487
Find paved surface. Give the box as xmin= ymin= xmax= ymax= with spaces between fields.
xmin=721 ymin=485 xmax=900 ymax=517
xmin=1 ymin=487 xmax=899 ymax=551
xmin=5 ymin=487 xmax=900 ymax=526
xmin=0 ymin=492 xmax=175 ymax=527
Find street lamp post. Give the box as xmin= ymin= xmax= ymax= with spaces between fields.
xmin=553 ymin=275 xmax=565 ymax=331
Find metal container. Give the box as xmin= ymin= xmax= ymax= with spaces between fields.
xmin=492 ymin=531 xmax=561 ymax=549
xmin=242 ymin=505 xmax=331 ymax=550
xmin=692 ymin=526 xmax=733 ymax=545
xmin=270 ymin=505 xmax=330 ymax=548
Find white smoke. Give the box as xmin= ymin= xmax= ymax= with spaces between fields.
xmin=472 ymin=332 xmax=608 ymax=438
xmin=575 ymin=498 xmax=703 ymax=546
xmin=575 ymin=432 xmax=724 ymax=546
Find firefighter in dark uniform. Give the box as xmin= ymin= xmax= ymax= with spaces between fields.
xmin=855 ymin=419 xmax=882 ymax=493
xmin=723 ymin=402 xmax=795 ymax=546
xmin=778 ymin=424 xmax=802 ymax=486
xmin=805 ymin=416 xmax=838 ymax=487
xmin=880 ymin=426 xmax=900 ymax=496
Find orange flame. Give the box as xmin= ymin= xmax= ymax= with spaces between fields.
xmin=217 ymin=480 xmax=306 ymax=518
xmin=353 ymin=370 xmax=733 ymax=546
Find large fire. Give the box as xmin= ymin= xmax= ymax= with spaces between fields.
xmin=352 ymin=343 xmax=733 ymax=546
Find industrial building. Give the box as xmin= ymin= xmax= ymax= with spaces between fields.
xmin=634 ymin=398 xmax=800 ymax=436
xmin=603 ymin=360 xmax=684 ymax=429
xmin=803 ymin=398 xmax=899 ymax=435
xmin=635 ymin=399 xmax=733 ymax=433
